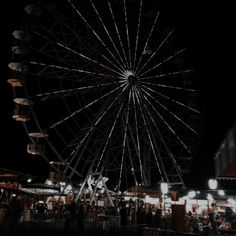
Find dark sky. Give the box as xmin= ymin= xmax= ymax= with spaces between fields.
xmin=0 ymin=0 xmax=235 ymax=189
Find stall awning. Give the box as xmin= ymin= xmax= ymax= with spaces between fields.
xmin=0 ymin=167 xmax=35 ymax=183
xmin=20 ymin=183 xmax=61 ymax=196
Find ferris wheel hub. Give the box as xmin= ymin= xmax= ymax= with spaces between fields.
xmin=128 ymin=74 xmax=136 ymax=85
xmin=124 ymin=71 xmax=137 ymax=85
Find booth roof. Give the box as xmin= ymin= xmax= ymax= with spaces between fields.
xmin=0 ymin=167 xmax=35 ymax=182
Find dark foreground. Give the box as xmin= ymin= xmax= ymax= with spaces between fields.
xmin=0 ymin=221 xmax=197 ymax=236
xmin=1 ymin=221 xmax=231 ymax=236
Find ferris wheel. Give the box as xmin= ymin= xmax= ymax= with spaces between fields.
xmin=8 ymin=0 xmax=201 ymax=192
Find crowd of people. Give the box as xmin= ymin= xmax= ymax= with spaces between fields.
xmin=1 ymin=193 xmax=236 ymax=236
xmin=185 ymin=206 xmax=236 ymax=235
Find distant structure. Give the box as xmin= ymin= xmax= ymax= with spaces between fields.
xmin=214 ymin=121 xmax=236 ymax=179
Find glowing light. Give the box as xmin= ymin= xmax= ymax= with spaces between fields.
xmin=207 ymin=193 xmax=214 ymax=201
xmin=160 ymin=182 xmax=168 ymax=194
xmin=208 ymin=179 xmax=218 ymax=190
xmin=218 ymin=190 xmax=225 ymax=196
xmin=227 ymin=198 xmax=236 ymax=205
xmin=188 ymin=191 xmax=196 ymax=198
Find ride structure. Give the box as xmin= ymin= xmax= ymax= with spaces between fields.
xmin=8 ymin=0 xmax=202 ymax=201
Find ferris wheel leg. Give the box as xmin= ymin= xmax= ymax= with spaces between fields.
xmin=75 ymin=173 xmax=114 ymax=206
xmin=89 ymin=173 xmax=114 ymax=207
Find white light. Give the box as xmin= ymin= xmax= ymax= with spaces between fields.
xmin=145 ymin=195 xmax=159 ymax=204
xmin=27 ymin=178 xmax=32 ymax=183
xmin=208 ymin=179 xmax=218 ymax=190
xmin=182 ymin=195 xmax=189 ymax=200
xmin=45 ymin=179 xmax=53 ymax=185
xmin=188 ymin=191 xmax=196 ymax=199
xmin=218 ymin=190 xmax=225 ymax=196
xmin=160 ymin=182 xmax=168 ymax=194
xmin=227 ymin=198 xmax=236 ymax=205
xmin=207 ymin=193 xmax=214 ymax=201
xmin=61 ymin=184 xmax=73 ymax=194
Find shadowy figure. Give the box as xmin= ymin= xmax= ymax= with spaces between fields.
xmin=120 ymin=204 xmax=128 ymax=226
xmin=63 ymin=204 xmax=71 ymax=232
xmin=77 ymin=203 xmax=85 ymax=233
xmin=154 ymin=208 xmax=162 ymax=228
xmin=146 ymin=208 xmax=153 ymax=227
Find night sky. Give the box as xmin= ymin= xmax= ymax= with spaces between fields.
xmin=0 ymin=0 xmax=235 ymax=189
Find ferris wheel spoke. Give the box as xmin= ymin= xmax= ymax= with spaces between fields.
xmin=43 ymin=134 xmax=83 ymax=178
xmin=30 ymin=31 xmax=85 ymax=73
xmin=95 ymin=97 xmax=127 ymax=174
xmin=67 ymin=0 xmax=125 ymax=72
xmin=67 ymin=134 xmax=105 ymax=179
xmin=142 ymin=87 xmax=198 ymax=135
xmin=139 ymin=81 xmax=198 ymax=93
xmin=56 ymin=43 xmax=125 ymax=77
xmin=127 ymin=122 xmax=151 ymax=185
xmin=145 ymin=116 xmax=184 ymax=185
xmin=31 ymin=82 xmax=119 ymax=102
xmin=117 ymin=150 xmax=125 ymax=192
xmin=36 ymin=27 xmax=86 ymax=67
xmin=29 ymin=61 xmax=121 ymax=79
xmin=44 ymin=9 xmax=124 ymax=72
xmin=65 ymin=84 xmax=129 ymax=176
xmin=138 ymin=48 xmax=185 ymax=78
xmin=65 ymin=130 xmax=102 ymax=179
xmin=137 ymin=29 xmax=174 ymax=76
xmin=131 ymin=87 xmax=145 ymax=184
xmin=133 ymin=0 xmax=143 ymax=69
xmin=140 ymin=83 xmax=200 ymax=114
xmin=135 ymin=11 xmax=160 ymax=72
xmin=101 ymin=54 xmax=127 ymax=78
xmin=108 ymin=0 xmax=129 ymax=69
xmin=140 ymin=93 xmax=186 ymax=185
xmin=133 ymin=87 xmax=167 ymax=182
xmin=39 ymin=21 xmax=126 ymax=75
xmin=140 ymin=88 xmax=193 ymax=153
xmin=68 ymin=139 xmax=98 ymax=179
xmin=123 ymin=0 xmax=132 ymax=69
xmin=117 ymin=89 xmax=133 ymax=191
xmin=137 ymin=69 xmax=193 ymax=81
xmin=32 ymin=30 xmax=124 ymax=77
xmin=69 ymin=128 xmax=120 ymax=179
xmin=89 ymin=0 xmax=127 ymax=71
xmin=47 ymin=83 xmax=127 ymax=130
xmin=42 ymin=65 xmax=95 ymax=85
xmin=126 ymin=138 xmax=138 ymax=186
